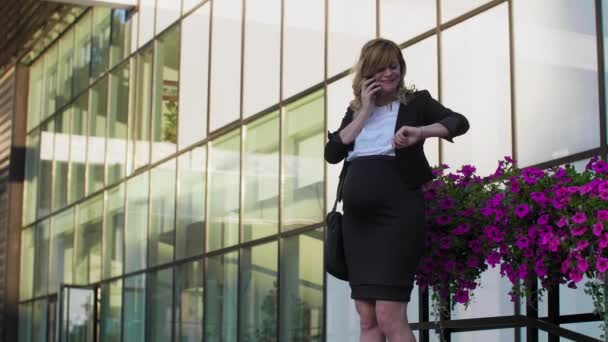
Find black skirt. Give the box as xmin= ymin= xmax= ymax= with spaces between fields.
xmin=342 ymin=155 xmax=426 ymax=302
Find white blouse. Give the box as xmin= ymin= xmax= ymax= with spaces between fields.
xmin=346 ymin=100 xmax=399 ymax=161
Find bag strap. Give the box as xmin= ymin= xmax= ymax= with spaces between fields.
xmin=331 ymin=162 xmax=348 ymax=212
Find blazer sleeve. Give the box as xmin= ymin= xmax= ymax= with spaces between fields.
xmin=420 ymin=90 xmax=470 ymax=143
xmin=325 ymin=107 xmax=355 ymax=164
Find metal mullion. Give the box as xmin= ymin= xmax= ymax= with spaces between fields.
xmin=277 ymin=0 xmax=285 ymax=338
xmin=436 ymin=0 xmax=443 ymax=166
xmin=206 ymin=0 xmax=214 ymax=140
xmin=596 ymin=0 xmax=607 ymax=160
xmin=237 ymin=0 xmax=246 ymax=339
xmin=375 ymin=0 xmax=380 ymax=38
xmin=507 ymin=0 xmax=518 ymax=168
xmin=202 ymin=142 xmax=210 ymax=340
xmin=321 ymin=0 xmax=329 ymax=338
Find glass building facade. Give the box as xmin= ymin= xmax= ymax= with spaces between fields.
xmin=14 ymin=0 xmax=608 ymax=341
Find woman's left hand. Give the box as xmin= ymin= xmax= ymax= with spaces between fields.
xmin=393 ymin=125 xmax=423 ymax=149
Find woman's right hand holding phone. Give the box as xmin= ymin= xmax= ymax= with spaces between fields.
xmin=360 ymin=78 xmax=382 ymax=115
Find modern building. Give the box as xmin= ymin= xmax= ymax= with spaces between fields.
xmin=0 ymin=0 xmax=606 ymax=341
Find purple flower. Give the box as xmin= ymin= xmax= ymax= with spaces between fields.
xmin=523 ymin=248 xmax=534 ymax=258
xmin=439 ymin=236 xmax=452 ymax=250
xmin=454 ymin=289 xmax=470 ymax=304
xmin=600 ymin=191 xmax=608 ymax=201
xmin=468 ymin=239 xmax=482 ymax=253
xmin=593 ymin=222 xmax=604 ymax=237
xmin=597 ymin=258 xmax=608 ymax=273
xmin=460 ymin=208 xmax=475 ymax=217
xmin=535 ymin=260 xmax=547 ymax=277
xmin=531 ymin=192 xmax=547 ymax=204
xmin=577 ymin=258 xmax=589 ymax=273
xmin=467 ymin=256 xmax=478 ymax=268
xmin=576 ymin=240 xmax=590 ymax=251
xmin=572 ymin=212 xmax=587 ymax=224
xmin=522 ymin=167 xmax=544 ymax=185
xmin=514 ymin=204 xmax=530 ymax=219
xmin=516 ymin=237 xmax=529 ymax=249
xmin=443 ymin=260 xmax=456 ymax=272
xmin=571 ymin=225 xmax=587 ymax=237
xmin=510 ymin=181 xmax=520 ymax=193
xmin=453 ymin=224 xmax=470 ymax=235
xmin=597 ymin=210 xmax=608 ymax=221
xmin=537 ymin=214 xmax=550 ymax=225
xmin=553 ymin=167 xmax=567 ymax=180
xmin=487 ymin=251 xmax=501 ymax=267
xmin=490 ymin=193 xmax=505 ymax=207
xmin=592 ymin=161 xmax=608 ymax=173
xmin=459 ymin=165 xmax=476 ymax=177
xmin=600 ymin=233 xmax=608 ymax=249
xmin=579 ymin=184 xmax=593 ymax=195
xmin=504 ymin=156 xmax=515 ymax=164
xmin=516 ymin=264 xmax=528 ymax=280
xmin=556 ymin=216 xmax=568 ymax=228
xmin=437 ymin=215 xmax=452 ymax=225
xmin=568 ymin=269 xmax=584 ymax=283
xmin=439 ymin=196 xmax=455 ymax=209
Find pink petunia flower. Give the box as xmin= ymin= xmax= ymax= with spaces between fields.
xmin=454 ymin=289 xmax=470 ymax=304
xmin=597 ymin=210 xmax=608 ymax=221
xmin=571 ymin=225 xmax=588 ymax=237
xmin=514 ymin=204 xmax=530 ymax=219
xmin=437 ymin=215 xmax=452 ymax=225
xmin=453 ymin=224 xmax=470 ymax=235
xmin=572 ymin=212 xmax=587 ymax=224
xmin=516 ymin=237 xmax=529 ymax=249
xmin=593 ymin=222 xmax=604 ymax=237
xmin=597 ymin=258 xmax=608 ymax=273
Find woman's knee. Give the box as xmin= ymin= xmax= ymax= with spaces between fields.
xmin=355 ymin=300 xmax=378 ymax=331
xmin=375 ymin=301 xmax=407 ymax=333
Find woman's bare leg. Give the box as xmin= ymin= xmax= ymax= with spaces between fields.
xmin=375 ymin=300 xmax=416 ymax=342
xmin=355 ymin=299 xmax=385 ymax=342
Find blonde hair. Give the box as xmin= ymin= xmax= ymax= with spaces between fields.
xmin=349 ymin=38 xmax=416 ymax=115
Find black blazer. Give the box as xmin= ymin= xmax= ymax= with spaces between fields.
xmin=325 ymin=90 xmax=470 ymax=190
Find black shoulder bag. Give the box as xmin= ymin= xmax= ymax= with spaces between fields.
xmin=325 ymin=162 xmax=348 ymax=281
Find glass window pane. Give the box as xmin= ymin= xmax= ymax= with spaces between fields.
xmin=560 ymin=275 xmax=594 ymax=315
xmin=441 ymin=0 xmax=491 ymax=23
xmin=28 ymin=58 xmax=44 ymax=129
xmin=87 ymin=77 xmax=108 ymax=194
xmin=380 ymin=0 xmax=435 ymax=44
xmin=209 ymin=0 xmax=242 ymax=131
xmin=43 ymin=45 xmax=59 ymax=118
xmin=281 ymin=230 xmax=324 ymax=341
xmin=74 ymin=11 xmax=92 ymax=95
xmin=514 ymin=0 xmax=599 ymax=166
xmin=283 ymin=0 xmax=324 ymax=99
xmin=20 ymin=227 xmax=34 ymax=301
xmin=33 ymin=220 xmax=50 ymax=297
xmin=151 ymin=25 xmax=180 ymax=162
xmin=328 ymin=0 xmax=375 ymax=77
xmin=179 ymin=3 xmax=210 ymax=149
xmin=100 ymin=279 xmax=122 ymax=342
xmin=282 ymin=90 xmax=324 ymax=231
xmin=441 ymin=3 xmax=511 ymax=176
xmin=75 ymin=194 xmax=103 ymax=284
xmin=38 ymin=120 xmax=54 ymax=218
xmin=451 ymin=267 xmax=514 ymax=319
xmin=156 ymin=0 xmax=182 ymax=34
xmin=240 ymin=241 xmax=278 ymax=340
xmin=243 ymin=0 xmax=280 ymax=117
xmin=401 ymin=37 xmax=439 ymax=166
xmin=183 ymin=0 xmax=203 ymax=14
xmin=559 ymin=322 xmax=602 ymax=341
xmin=125 ymin=172 xmax=149 ymax=273
xmin=146 ymin=268 xmax=173 ymax=342
xmin=139 ymin=0 xmax=156 ymax=47
xmin=70 ymin=92 xmax=88 ymax=204
xmin=107 ymin=61 xmax=130 ymax=185
xmin=176 ymin=147 xmax=206 ymax=259
xmin=53 ymin=108 xmax=71 ymax=210
xmin=23 ymin=132 xmax=40 ymax=225
xmin=451 ymin=329 xmax=515 ymax=342
xmin=149 ymin=159 xmax=176 ymax=266
xmin=57 ymin=29 xmax=75 ymax=109
xmin=32 ymin=299 xmax=48 ymax=342
xmin=19 ymin=303 xmax=33 ymax=342
xmin=208 ymin=130 xmax=240 ymax=251
xmin=103 ymin=184 xmax=125 ymax=279
xmin=110 ymin=9 xmax=131 ymax=68
xmin=326 ymin=77 xmax=351 ymax=216
xmin=124 ymin=274 xmax=146 ymax=342
xmin=243 ymin=112 xmax=279 ymax=242
xmin=49 ymin=209 xmax=74 ymax=294
xmin=205 ymin=251 xmax=238 ymax=342
xmin=133 ymin=47 xmax=153 ymax=171
xmin=174 ymin=260 xmax=203 ymax=341
xmin=130 ymin=12 xmax=140 ymax=54
xmin=91 ymin=7 xmax=112 ymax=79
